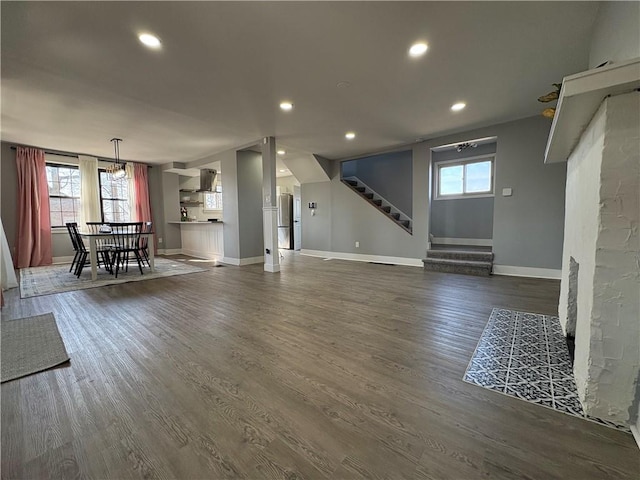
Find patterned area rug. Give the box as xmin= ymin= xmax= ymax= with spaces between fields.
xmin=464 ymin=308 xmax=630 ymax=432
xmin=20 ymin=258 xmax=208 ymax=298
xmin=1 ymin=313 xmax=69 ymax=382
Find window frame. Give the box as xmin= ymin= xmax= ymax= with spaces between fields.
xmin=98 ymin=168 xmax=131 ymax=223
xmin=202 ymin=187 xmax=223 ymax=213
xmin=46 ymin=163 xmax=81 ymax=229
xmin=434 ymin=154 xmax=495 ymax=200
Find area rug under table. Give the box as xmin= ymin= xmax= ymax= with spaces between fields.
xmin=464 ymin=308 xmax=630 ymax=432
xmin=1 ymin=313 xmax=70 ymax=383
xmin=20 ymin=258 xmax=208 ymax=298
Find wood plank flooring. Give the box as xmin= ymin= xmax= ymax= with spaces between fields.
xmin=1 ymin=254 xmax=638 ymax=479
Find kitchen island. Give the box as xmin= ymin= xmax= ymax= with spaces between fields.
xmin=168 ymin=221 xmax=223 ymax=260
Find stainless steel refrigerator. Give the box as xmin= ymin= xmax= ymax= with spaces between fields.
xmin=277 ymin=193 xmax=294 ymax=249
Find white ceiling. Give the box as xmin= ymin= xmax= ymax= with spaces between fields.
xmin=1 ymin=2 xmax=599 ymax=166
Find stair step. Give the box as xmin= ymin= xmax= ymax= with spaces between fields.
xmin=364 ymin=193 xmax=374 ymax=200
xmin=355 ymin=187 xmax=366 ymax=192
xmin=391 ymin=213 xmax=400 ymax=220
xmin=345 ymin=180 xmax=358 ymax=186
xmin=372 ymin=199 xmax=382 ymax=206
xmin=426 ymin=249 xmax=494 ymax=262
xmin=422 ymin=258 xmax=492 ymax=277
xmin=400 ymin=220 xmax=411 ymax=228
xmin=381 ymin=206 xmax=391 ymax=213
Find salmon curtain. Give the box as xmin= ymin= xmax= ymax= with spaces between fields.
xmin=131 ymin=163 xmax=157 ymax=254
xmin=15 ymin=147 xmax=53 ymax=268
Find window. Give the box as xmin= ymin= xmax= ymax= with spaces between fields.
xmin=46 ymin=164 xmax=80 ymax=227
xmin=436 ymin=156 xmax=494 ymax=199
xmin=203 ymin=186 xmax=223 ymax=211
xmin=99 ymin=170 xmax=130 ymax=222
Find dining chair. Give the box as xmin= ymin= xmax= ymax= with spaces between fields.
xmin=86 ymin=222 xmax=113 ymax=272
xmin=65 ymin=222 xmax=81 ymax=273
xmin=139 ymin=221 xmax=153 ymax=267
xmin=108 ymin=222 xmax=144 ymax=278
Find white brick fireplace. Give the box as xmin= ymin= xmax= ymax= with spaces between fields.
xmin=548 ymin=60 xmax=639 ymax=432
xmin=559 ymin=91 xmax=639 ymax=426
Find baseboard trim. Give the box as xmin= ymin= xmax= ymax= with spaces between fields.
xmin=264 ymin=263 xmax=281 ymax=273
xmin=52 ymin=256 xmax=74 ymax=264
xmin=631 ymin=424 xmax=640 ymax=451
xmin=432 ymin=237 xmax=493 ymax=247
xmin=222 ymin=256 xmax=264 ymax=266
xmin=493 ymin=265 xmax=562 ymax=280
xmin=157 ymin=248 xmax=181 ymax=255
xmin=301 ymin=249 xmax=423 ymax=267
xmin=181 ymin=249 xmax=223 ymax=261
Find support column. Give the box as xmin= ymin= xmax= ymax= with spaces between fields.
xmin=262 ymin=137 xmax=280 ymax=273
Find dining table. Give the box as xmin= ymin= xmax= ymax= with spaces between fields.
xmin=79 ymin=230 xmax=155 ymax=281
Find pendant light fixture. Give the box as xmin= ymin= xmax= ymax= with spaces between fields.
xmin=106 ymin=137 xmax=127 ymax=179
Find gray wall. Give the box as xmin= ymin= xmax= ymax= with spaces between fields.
xmin=160 ymin=172 xmax=182 ymax=250
xmin=300 ymin=181 xmax=332 ymax=252
xmin=221 ymin=151 xmax=240 ymax=260
xmin=220 ymin=150 xmax=263 ymax=260
xmin=430 ymin=143 xmax=496 ymax=240
xmin=341 ymin=150 xmax=413 ymax=217
xmin=236 ymin=150 xmax=264 ymax=259
xmin=301 ymin=115 xmax=566 ymax=270
xmin=148 ymin=166 xmax=167 ymax=250
xmin=589 ymin=1 xmax=640 ymax=68
xmin=1 ymin=142 xmax=19 ymax=260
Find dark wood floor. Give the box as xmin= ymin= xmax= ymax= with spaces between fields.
xmin=1 ymin=254 xmax=638 ymax=479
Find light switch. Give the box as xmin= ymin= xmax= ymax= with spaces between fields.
xmin=502 ymin=188 xmax=513 ymax=197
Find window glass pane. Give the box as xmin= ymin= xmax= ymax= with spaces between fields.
xmin=47 ymin=165 xmax=80 ymax=226
xmin=204 ymin=192 xmax=223 ymax=210
xmin=50 ymin=211 xmax=63 ymax=228
xmin=465 ymin=161 xmax=492 ymax=193
xmin=439 ymin=165 xmax=464 ymax=195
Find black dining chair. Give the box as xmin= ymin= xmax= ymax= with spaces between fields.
xmin=68 ymin=223 xmax=111 ymax=278
xmin=65 ymin=222 xmax=81 ymax=273
xmin=85 ymin=222 xmax=113 ymax=272
xmin=139 ymin=221 xmax=153 ymax=267
xmin=108 ymin=222 xmax=144 ymax=278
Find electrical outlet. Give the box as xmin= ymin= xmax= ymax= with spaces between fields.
xmin=158 ymin=237 xmax=163 ymax=244
xmin=355 ymin=241 xmax=360 ymax=248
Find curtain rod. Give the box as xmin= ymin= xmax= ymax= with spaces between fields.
xmin=10 ymin=145 xmax=83 ymax=158
xmin=8 ymin=144 xmax=151 ymax=166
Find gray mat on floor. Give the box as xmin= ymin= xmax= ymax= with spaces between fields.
xmin=1 ymin=313 xmax=70 ymax=383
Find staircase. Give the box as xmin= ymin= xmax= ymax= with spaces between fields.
xmin=341 ymin=176 xmax=412 ymax=234
xmin=423 ymin=245 xmax=494 ymax=276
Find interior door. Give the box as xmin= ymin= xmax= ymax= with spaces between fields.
xmin=293 ymin=185 xmax=302 ymax=251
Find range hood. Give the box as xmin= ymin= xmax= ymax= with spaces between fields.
xmin=197 ymin=169 xmax=217 ymax=192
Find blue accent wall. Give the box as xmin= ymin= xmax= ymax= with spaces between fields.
xmin=341 ymin=150 xmax=413 ymax=217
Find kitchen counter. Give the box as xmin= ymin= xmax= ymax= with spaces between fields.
xmin=168 ymin=221 xmax=223 ymax=259
xmin=168 ymin=221 xmax=223 ymax=224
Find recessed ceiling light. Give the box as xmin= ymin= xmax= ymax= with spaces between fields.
xmin=409 ymin=42 xmax=428 ymax=57
xmin=345 ymin=132 xmax=356 ymax=140
xmin=451 ymin=102 xmax=466 ymax=112
xmin=279 ymin=102 xmax=294 ymax=111
xmin=277 ymin=150 xmax=286 ymax=155
xmin=139 ymin=33 xmax=161 ymax=49
xmin=279 ymin=169 xmax=288 ymax=173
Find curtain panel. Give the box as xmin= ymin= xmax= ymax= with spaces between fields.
xmin=131 ymin=163 xmax=157 ymax=253
xmin=15 ymin=147 xmax=53 ymax=268
xmin=78 ymin=155 xmax=101 ymax=224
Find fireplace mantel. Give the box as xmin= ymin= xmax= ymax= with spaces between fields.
xmin=545 ymin=57 xmax=640 ymax=164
